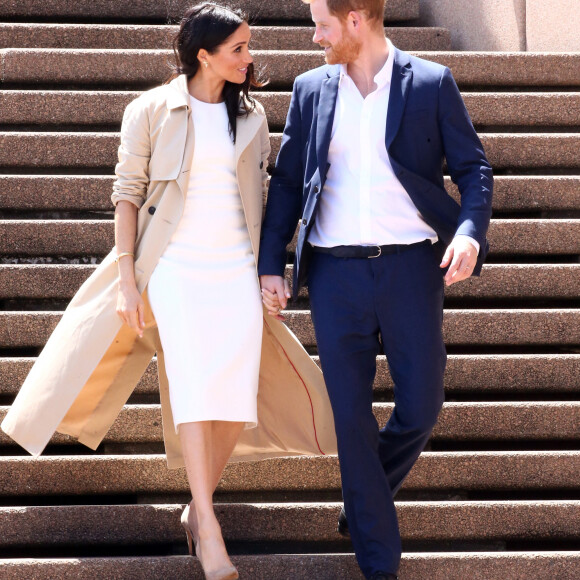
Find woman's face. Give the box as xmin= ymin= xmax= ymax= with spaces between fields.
xmin=202 ymin=21 xmax=253 ymax=84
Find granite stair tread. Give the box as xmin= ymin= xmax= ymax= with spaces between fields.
xmin=0 ymin=0 xmax=418 ymax=23
xmin=1 ymin=131 xmax=578 ymax=170
xmin=2 ymin=175 xmax=578 ymax=212
xmin=1 ymin=553 xmax=579 ymax=580
xmin=2 ymin=90 xmax=579 ymax=129
xmin=0 ymin=501 xmax=577 ymax=544
xmin=2 ymin=50 xmax=579 ymax=89
xmin=2 ymin=263 xmax=580 ymax=300
xmin=1 ymin=402 xmax=578 ymax=446
xmin=1 ymin=219 xmax=579 ymax=256
xmin=0 ymin=24 xmax=449 ymax=51
xmin=2 ymin=354 xmax=578 ymax=397
xmin=1 ymin=310 xmax=579 ymax=348
xmin=0 ymin=452 xmax=578 ymax=495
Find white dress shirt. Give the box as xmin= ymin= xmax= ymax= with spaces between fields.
xmin=309 ymin=39 xmax=479 ymax=254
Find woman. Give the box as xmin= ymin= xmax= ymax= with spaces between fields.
xmin=1 ymin=3 xmax=337 ymax=580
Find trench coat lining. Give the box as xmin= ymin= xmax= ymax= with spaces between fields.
xmin=56 ymin=324 xmax=140 ymax=444
xmin=57 ymin=292 xmax=158 ymax=446
xmin=274 ymin=327 xmax=325 ymax=455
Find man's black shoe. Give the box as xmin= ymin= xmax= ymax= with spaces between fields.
xmin=337 ymin=506 xmax=350 ymax=538
xmin=369 ymin=573 xmax=398 ymax=580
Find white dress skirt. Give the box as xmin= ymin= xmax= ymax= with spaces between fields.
xmin=147 ymin=95 xmax=263 ymax=432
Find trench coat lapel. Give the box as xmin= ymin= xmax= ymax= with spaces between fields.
xmin=385 ymin=48 xmax=412 ymax=151
xmin=175 ymin=112 xmax=195 ymax=198
xmin=235 ymin=106 xmax=264 ymax=165
xmin=147 ymin=75 xmax=194 ymax=197
xmin=316 ymin=66 xmax=340 ymax=179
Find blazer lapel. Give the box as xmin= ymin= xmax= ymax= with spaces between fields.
xmin=385 ymin=48 xmax=413 ymax=151
xmin=316 ymin=66 xmax=341 ymax=180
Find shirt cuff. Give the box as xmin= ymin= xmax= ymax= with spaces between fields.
xmin=454 ymin=235 xmax=480 ymax=255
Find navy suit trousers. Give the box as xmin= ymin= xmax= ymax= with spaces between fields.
xmin=307 ymin=241 xmax=447 ymax=578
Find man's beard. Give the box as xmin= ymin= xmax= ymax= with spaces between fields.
xmin=322 ymin=28 xmax=361 ymax=65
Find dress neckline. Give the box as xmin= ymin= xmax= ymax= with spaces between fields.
xmin=189 ymin=94 xmax=225 ymax=106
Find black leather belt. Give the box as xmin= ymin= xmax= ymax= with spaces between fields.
xmin=311 ymin=239 xmax=430 ymax=259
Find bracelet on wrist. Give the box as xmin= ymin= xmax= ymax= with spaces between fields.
xmin=115 ymin=252 xmax=135 ymax=263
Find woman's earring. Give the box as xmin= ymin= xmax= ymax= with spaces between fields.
xmin=203 ymin=61 xmax=208 ymax=68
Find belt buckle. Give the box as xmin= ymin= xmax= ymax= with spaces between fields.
xmin=368 ymin=245 xmax=382 ymax=258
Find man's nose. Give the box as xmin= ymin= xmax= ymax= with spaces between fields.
xmin=313 ymin=29 xmax=323 ymax=44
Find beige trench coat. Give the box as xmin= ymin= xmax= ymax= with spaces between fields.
xmin=2 ymin=75 xmax=337 ymax=469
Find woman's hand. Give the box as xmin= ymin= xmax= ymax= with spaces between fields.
xmin=260 ymin=275 xmax=291 ymax=321
xmin=116 ymin=282 xmax=146 ymax=337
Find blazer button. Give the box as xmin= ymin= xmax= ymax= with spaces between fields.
xmin=148 ymin=206 xmax=156 ymax=215
xmin=302 ymin=219 xmax=307 ymax=225
xmin=314 ymin=186 xmax=319 ymax=193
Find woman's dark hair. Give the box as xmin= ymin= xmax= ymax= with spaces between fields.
xmin=171 ymin=2 xmax=265 ymax=142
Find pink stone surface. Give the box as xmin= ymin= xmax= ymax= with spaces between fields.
xmin=527 ymin=0 xmax=580 ymax=51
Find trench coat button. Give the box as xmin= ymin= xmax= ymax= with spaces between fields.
xmin=148 ymin=206 xmax=156 ymax=215
xmin=260 ymin=161 xmax=264 ymax=169
xmin=302 ymin=219 xmax=307 ymax=225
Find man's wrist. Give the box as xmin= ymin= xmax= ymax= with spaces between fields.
xmin=453 ymin=234 xmax=480 ymax=255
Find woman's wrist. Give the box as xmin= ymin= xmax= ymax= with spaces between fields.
xmin=118 ymin=278 xmax=138 ymax=291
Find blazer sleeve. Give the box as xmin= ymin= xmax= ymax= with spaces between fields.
xmin=260 ymin=116 xmax=271 ymax=216
xmin=258 ymin=80 xmax=305 ymax=277
xmin=111 ymin=98 xmax=151 ymax=209
xmin=438 ymin=67 xmax=493 ymax=250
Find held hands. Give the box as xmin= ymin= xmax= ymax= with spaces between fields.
xmin=116 ymin=282 xmax=146 ymax=337
xmin=440 ymin=237 xmax=478 ymax=286
xmin=260 ymin=275 xmax=291 ymax=321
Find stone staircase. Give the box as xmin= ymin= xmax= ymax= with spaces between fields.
xmin=0 ymin=0 xmax=579 ymax=578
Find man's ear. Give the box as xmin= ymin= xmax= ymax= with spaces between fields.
xmin=348 ymin=10 xmax=362 ymax=30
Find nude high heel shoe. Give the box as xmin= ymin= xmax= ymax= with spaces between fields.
xmin=181 ymin=501 xmax=199 ymax=557
xmin=196 ymin=535 xmax=239 ymax=580
xmin=181 ymin=503 xmax=239 ymax=580
xmin=203 ymin=564 xmax=239 ymax=580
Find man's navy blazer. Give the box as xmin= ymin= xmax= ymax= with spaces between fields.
xmin=258 ymin=47 xmax=493 ymax=299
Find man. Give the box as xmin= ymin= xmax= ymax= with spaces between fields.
xmin=258 ymin=1 xmax=493 ymax=578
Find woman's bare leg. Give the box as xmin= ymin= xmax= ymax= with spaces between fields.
xmin=179 ymin=420 xmax=244 ymax=573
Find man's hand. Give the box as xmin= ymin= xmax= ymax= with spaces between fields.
xmin=440 ymin=237 xmax=478 ymax=286
xmin=260 ymin=275 xmax=291 ymax=321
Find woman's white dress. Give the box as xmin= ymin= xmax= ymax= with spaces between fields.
xmin=147 ymin=95 xmax=263 ymax=432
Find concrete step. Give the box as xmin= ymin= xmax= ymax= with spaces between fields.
xmin=1 ymin=553 xmax=579 ymax=580
xmin=1 ymin=220 xmax=578 ymax=257
xmin=0 ymin=0 xmax=419 ymax=23
xmin=3 ymin=354 xmax=578 ymax=398
xmin=3 ymin=91 xmax=579 ymax=130
xmin=1 ymin=403 xmax=578 ymax=448
xmin=0 ymin=501 xmax=576 ymax=544
xmin=1 ymin=132 xmax=578 ymax=170
xmin=0 ymin=452 xmax=578 ymax=495
xmin=284 ymin=309 xmax=580 ymax=348
xmin=2 ymin=264 xmax=579 ymax=301
xmin=0 ymin=24 xmax=450 ymax=51
xmin=2 ymin=175 xmax=578 ymax=213
xmin=291 ymin=264 xmax=580 ymax=301
xmin=1 ymin=310 xmax=579 ymax=348
xmin=1 ymin=50 xmax=579 ymax=89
